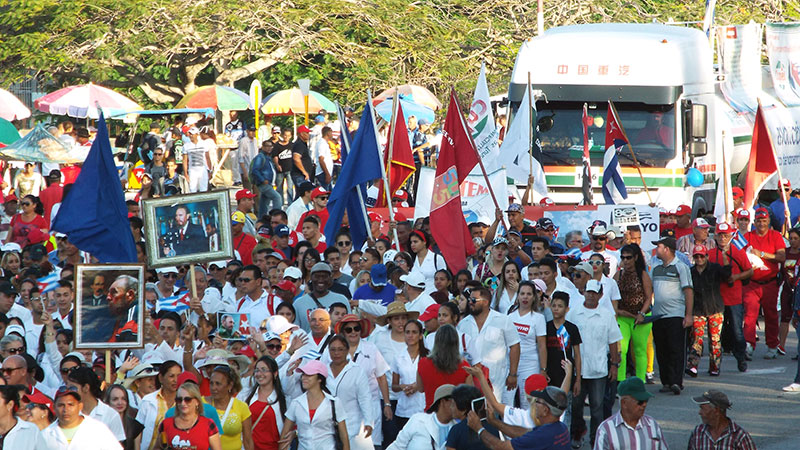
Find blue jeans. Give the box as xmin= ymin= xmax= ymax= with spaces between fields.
xmin=725 ymin=304 xmax=747 ymax=363
xmin=258 ymin=183 xmax=282 ymax=216
xmin=571 ymin=377 xmax=606 ymax=446
xmin=274 ymin=170 xmax=293 ymax=205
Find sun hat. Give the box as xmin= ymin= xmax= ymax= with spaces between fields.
xmin=376 ymin=301 xmax=419 ymax=326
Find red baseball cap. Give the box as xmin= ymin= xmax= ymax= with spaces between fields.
xmin=539 ymin=197 xmax=555 ymax=206
xmin=393 ymin=190 xmax=408 ymax=201
xmin=754 ymin=207 xmax=769 ymax=219
xmin=311 ymin=187 xmax=328 ymax=199
xmin=177 ymin=371 xmax=199 ymax=387
xmin=419 ymin=304 xmax=441 ymax=322
xmin=237 ymin=346 xmax=257 ymax=359
xmin=692 ymin=244 xmax=708 ymax=256
xmin=715 ymin=222 xmax=734 ymax=234
xmin=274 ymin=279 xmax=297 ymax=296
xmin=525 ymin=374 xmax=548 ymax=395
xmin=297 ymin=125 xmax=311 ymax=134
xmin=235 ymin=189 xmax=257 ymax=201
xmin=691 ymin=218 xmax=710 ymax=229
xmin=675 ymin=205 xmax=692 ymax=216
xmin=735 ymin=209 xmax=750 ymax=220
xmin=780 ymin=178 xmax=791 ymax=189
xmin=368 ymin=211 xmax=382 ymax=223
xmin=732 ymin=187 xmax=744 ymax=199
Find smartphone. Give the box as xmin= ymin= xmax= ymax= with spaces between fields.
xmin=472 ymin=397 xmax=487 ymax=420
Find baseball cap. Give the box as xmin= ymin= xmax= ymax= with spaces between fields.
xmin=675 ymin=205 xmax=692 ymax=216
xmin=274 ymin=224 xmax=290 ymax=237
xmin=617 ymin=376 xmax=653 ymax=402
xmin=524 ymin=374 xmax=548 ymax=395
xmin=426 ymin=384 xmax=455 ymax=413
xmin=691 ymin=218 xmax=710 ymax=229
xmin=419 ymin=304 xmax=441 ymax=322
xmin=506 ymin=203 xmax=524 ymax=214
xmin=418 ymin=118 xmax=430 ymax=126
xmin=265 ymin=315 xmax=298 ymax=335
xmin=310 ymin=262 xmax=332 ymax=274
xmin=735 ymin=209 xmax=750 ymax=220
xmin=272 ymin=126 xmax=281 ymax=133
xmin=531 ymin=279 xmax=547 ymax=293
xmin=235 ymin=189 xmax=257 ymax=201
xmin=692 ymin=390 xmax=732 ymax=410
xmin=296 ymin=125 xmax=311 ymax=134
xmin=283 ymin=266 xmax=302 ymax=280
xmin=586 ymin=279 xmax=603 ymax=293
xmin=732 ymin=187 xmax=744 ymax=199
xmin=296 ymin=360 xmax=328 ymax=378
xmin=393 ymin=190 xmax=408 ymax=201
xmin=692 ymin=244 xmax=708 ymax=256
xmin=3 ymin=194 xmax=17 ymax=204
xmin=537 ymin=217 xmax=555 ymax=230
xmin=570 ymin=261 xmax=594 ymax=277
xmin=263 ymin=332 xmax=281 ymax=343
xmin=246 ymin=124 xmax=256 ymax=131
xmin=715 ymin=222 xmax=734 ymax=234
xmin=370 ymin=264 xmax=388 ymax=286
xmin=528 ymin=386 xmax=568 ymax=415
xmin=492 ymin=236 xmax=509 ymax=247
xmin=187 ymin=126 xmax=200 ymax=135
xmin=54 ymin=385 xmax=81 ymax=402
xmin=311 ymin=187 xmax=328 ymax=199
xmin=368 ymin=211 xmax=383 ymax=223
xmin=314 ymin=115 xmax=325 ymax=124
xmin=399 ymin=271 xmax=426 ymax=289
xmin=231 ymin=211 xmax=246 ymax=224
xmin=257 ymin=226 xmax=273 ymax=238
xmin=274 ymin=280 xmax=297 ymax=296
xmin=780 ymin=178 xmax=792 ymax=189
xmin=5 ymin=324 xmax=25 ymax=337
xmin=754 ymin=207 xmax=769 ymax=219
xmin=0 ymin=282 xmax=17 ymax=296
xmin=651 ymin=236 xmax=677 ymax=251
xmin=539 ymin=197 xmax=555 ymax=206
xmin=266 ymin=251 xmax=283 ymax=261
xmin=177 ymin=371 xmax=199 ymax=387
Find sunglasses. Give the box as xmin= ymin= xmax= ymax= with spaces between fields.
xmin=589 ymin=260 xmax=604 ymax=266
xmin=359 ymin=257 xmax=368 ymax=262
xmin=337 ymin=241 xmax=351 ymax=247
xmin=154 ymin=152 xmax=163 ymax=156
xmin=265 ymin=343 xmax=282 ymax=350
xmin=175 ymin=396 xmax=194 ymax=404
xmin=1 ymin=367 xmax=24 ymax=375
xmin=343 ymin=325 xmax=362 ymax=334
xmin=592 ymin=236 xmax=607 ymax=241
xmin=620 ymin=255 xmax=634 ymax=261
xmin=6 ymin=346 xmax=25 ymax=354
xmin=60 ymin=366 xmax=77 ymax=375
xmin=55 ymin=385 xmax=79 ymax=396
xmin=467 ymin=296 xmax=482 ymax=303
xmin=21 ymin=202 xmax=32 ymax=206
xmin=317 ymin=196 xmax=329 ymax=200
xmin=237 ymin=277 xmax=253 ymax=283
xmin=693 ymin=255 xmax=707 ymax=259
xmin=162 ymin=273 xmax=178 ymax=279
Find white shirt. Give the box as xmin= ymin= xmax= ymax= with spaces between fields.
xmin=135 ymin=390 xmax=162 ymax=450
xmin=314 ymin=139 xmax=333 ymax=176
xmin=566 ymin=302 xmax=623 ymax=379
xmin=321 ymin=340 xmax=390 ymax=401
xmin=457 ymin=310 xmax=521 ymax=385
xmin=36 ymin=414 xmax=122 ymax=450
xmin=424 ymin=330 xmax=478 ymax=365
xmin=581 ymin=249 xmax=620 ymax=276
xmin=238 ymin=136 xmax=258 ymax=172
xmin=5 ymin=418 xmax=42 ymax=450
xmin=386 ymin=412 xmax=455 ymax=450
xmin=89 ymin=400 xmax=126 ymax=442
xmin=391 ymin=350 xmax=425 ymax=418
xmin=285 ymin=392 xmax=343 ymax=450
xmin=597 ymin=275 xmax=622 ymax=313
xmin=494 ymin=289 xmax=516 ymax=315
xmin=412 ymin=253 xmax=447 ymax=295
xmin=327 ymin=361 xmax=375 ymax=437
xmin=286 ymin=197 xmax=311 ymax=229
xmin=235 ymin=289 xmax=281 ymax=332
xmin=10 ymin=302 xmax=35 ymax=330
xmin=357 ymin=293 xmax=436 ymax=319
xmin=368 ymin=326 xmax=408 ymax=401
xmin=507 ymin=309 xmax=547 ymax=373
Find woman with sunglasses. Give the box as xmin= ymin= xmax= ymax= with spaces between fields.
xmin=326 ymin=335 xmax=375 ymax=449
xmin=0 ymin=385 xmax=41 ymax=449
xmin=391 ymin=320 xmax=428 ymax=430
xmin=408 ymin=231 xmax=446 ymax=295
xmin=159 ymin=382 xmax=222 ymax=450
xmin=5 ymin=195 xmax=47 ymax=247
xmin=21 ymin=401 xmax=54 ymax=430
xmin=299 ymin=248 xmax=321 ymax=288
xmin=613 ymin=244 xmax=653 ymax=382
xmin=473 ymin=237 xmax=510 ymax=292
xmin=588 ymin=252 xmax=622 ymax=313
xmin=242 ymin=356 xmax=287 ymax=450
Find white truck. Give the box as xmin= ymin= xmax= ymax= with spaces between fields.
xmin=507 ymin=23 xmax=759 ymax=212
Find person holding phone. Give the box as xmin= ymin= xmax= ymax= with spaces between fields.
xmin=443 ymin=384 xmax=499 ymax=450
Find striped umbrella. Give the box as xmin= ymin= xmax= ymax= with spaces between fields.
xmin=176 ymin=85 xmax=252 ymax=111
xmin=375 ymin=85 xmax=442 ymax=110
xmin=0 ymin=88 xmax=31 ymax=121
xmin=261 ymin=88 xmax=336 ymax=115
xmin=34 ymin=83 xmax=141 ymax=119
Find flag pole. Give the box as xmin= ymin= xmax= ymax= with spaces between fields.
xmin=608 ymin=100 xmax=653 ymax=204
xmin=380 ymin=95 xmax=401 ymax=249
xmin=335 ymin=100 xmax=372 ymax=235
xmin=757 ymin=99 xmax=792 ymax=232
xmin=721 ymin=130 xmax=731 ymax=219
xmin=527 ymin=72 xmax=534 ymax=204
xmin=453 ymin=87 xmax=508 ymax=231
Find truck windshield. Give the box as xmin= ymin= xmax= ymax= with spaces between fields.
xmin=528 ymin=101 xmax=676 ymax=168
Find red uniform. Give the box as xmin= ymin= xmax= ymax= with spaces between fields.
xmin=742 ymin=229 xmax=785 ymax=348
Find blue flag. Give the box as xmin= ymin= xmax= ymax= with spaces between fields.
xmin=325 ymin=101 xmax=383 ymax=249
xmin=52 ymin=113 xmax=137 ymax=263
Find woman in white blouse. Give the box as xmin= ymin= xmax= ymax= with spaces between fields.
xmin=506 ymin=280 xmax=548 ymax=409
xmin=279 ymin=360 xmax=349 ymax=450
xmin=493 ymin=260 xmax=521 ymax=314
xmin=409 ymin=230 xmax=446 ymax=295
xmin=391 ymin=320 xmax=428 ymax=429
xmin=240 ymin=356 xmax=287 ymax=450
xmin=327 ymin=335 xmax=375 ymax=450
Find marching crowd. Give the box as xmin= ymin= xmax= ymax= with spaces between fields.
xmin=1 ymin=112 xmax=798 ymax=450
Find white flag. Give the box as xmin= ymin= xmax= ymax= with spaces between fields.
xmin=713 ymin=131 xmax=735 ymax=223
xmin=496 ymin=86 xmax=548 ymax=197
xmin=467 ymin=63 xmax=500 ymax=173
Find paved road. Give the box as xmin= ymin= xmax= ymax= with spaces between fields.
xmin=572 ymin=319 xmax=800 ymax=449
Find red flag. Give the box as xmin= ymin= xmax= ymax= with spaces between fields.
xmin=376 ymin=102 xmax=416 ymax=207
xmin=429 ymin=90 xmax=479 ymax=272
xmin=743 ymin=105 xmax=779 ymax=209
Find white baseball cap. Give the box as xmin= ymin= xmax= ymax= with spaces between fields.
xmin=399 ymin=271 xmax=426 ymax=289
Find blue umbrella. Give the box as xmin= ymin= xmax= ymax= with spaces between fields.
xmin=374 ymin=94 xmax=435 ymax=124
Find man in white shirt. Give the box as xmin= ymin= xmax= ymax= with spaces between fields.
xmin=231 ymin=265 xmax=277 ymax=331
xmin=286 ymin=181 xmax=315 ymax=230
xmin=458 ymin=286 xmax=521 ymax=405
xmin=36 ymin=385 xmax=122 ymax=450
xmin=314 ymin=126 xmax=334 ymax=189
xmin=65 ymin=366 xmax=126 ymax=442
xmin=0 ymin=282 xmax=34 ymax=330
xmin=566 ymin=279 xmax=622 ymax=448
xmin=238 ymin=125 xmax=259 ymax=188
xmin=581 ymin=224 xmax=620 ymax=275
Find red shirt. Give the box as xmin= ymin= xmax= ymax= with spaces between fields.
xmin=674 ymin=226 xmax=692 ymax=239
xmin=158 ymin=416 xmax=218 ymax=450
xmin=745 ymin=229 xmax=785 ymax=282
xmin=9 ymin=214 xmax=48 ymax=247
xmin=234 ymin=232 xmax=258 ymax=265
xmin=250 ymin=401 xmax=281 ymax=450
xmin=296 ymin=208 xmax=330 ymax=233
xmin=61 ymin=166 xmax=81 ymax=184
xmin=707 ymin=246 xmax=752 ymax=306
xmin=39 ymin=184 xmax=63 ymax=224
xmin=417 ymin=357 xmax=471 ymax=410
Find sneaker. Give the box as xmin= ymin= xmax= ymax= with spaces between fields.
xmin=782 ymin=383 xmax=800 ymax=392
xmin=658 ymin=385 xmax=672 ymax=393
xmin=686 ymin=367 xmax=698 ymax=378
xmin=670 ymin=384 xmax=681 ymax=395
xmin=709 ymin=369 xmax=720 ymax=376
xmin=764 ymin=347 xmax=778 ymax=359
xmin=738 ymin=360 xmax=748 ymax=372
xmin=745 ymin=343 xmax=754 ymax=361
xmin=777 ymin=345 xmax=786 ymax=356
xmin=646 ymin=372 xmax=655 ymax=384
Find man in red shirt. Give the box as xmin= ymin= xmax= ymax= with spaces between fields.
xmin=300 ymin=215 xmax=327 ymax=253
xmin=743 ymin=208 xmax=786 ymax=359
xmin=39 ymin=170 xmax=63 ymax=224
xmin=231 ymin=211 xmax=257 ymax=265
xmin=707 ymin=222 xmax=753 ymax=372
xmin=296 ymin=186 xmax=329 ymax=233
xmin=673 ymin=205 xmax=692 ymax=239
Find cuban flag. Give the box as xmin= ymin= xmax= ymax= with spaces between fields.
xmin=156 ymin=292 xmax=191 ymax=313
xmin=602 ymin=101 xmax=629 ymax=205
xmin=732 ymin=230 xmax=749 ymax=250
xmin=37 ymin=273 xmax=60 ymax=294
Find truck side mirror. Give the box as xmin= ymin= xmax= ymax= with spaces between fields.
xmin=690 ymin=104 xmax=707 ymax=139
xmin=688 ymin=140 xmax=707 ymax=157
xmin=683 ymin=102 xmax=707 ymax=157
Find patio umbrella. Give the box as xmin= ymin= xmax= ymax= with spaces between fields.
xmin=176 ymin=85 xmax=252 ymax=111
xmin=0 ymin=88 xmax=31 ymax=121
xmin=0 ymin=119 xmax=21 ymax=148
xmin=261 ymin=88 xmax=336 ymax=115
xmin=34 ymin=83 xmax=141 ymax=119
xmin=374 ymin=85 xmax=442 ymax=110
xmin=0 ymin=124 xmax=89 ymax=163
xmin=374 ymin=95 xmax=435 ymax=125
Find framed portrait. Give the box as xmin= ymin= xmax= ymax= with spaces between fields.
xmin=216 ymin=312 xmax=251 ymax=341
xmin=74 ymin=264 xmax=145 ymax=349
xmin=142 ymin=191 xmax=234 ymax=268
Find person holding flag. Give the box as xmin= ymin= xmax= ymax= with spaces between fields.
xmin=545 ymin=292 xmax=582 ymax=408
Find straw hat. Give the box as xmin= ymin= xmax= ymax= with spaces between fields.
xmin=376 ymin=301 xmax=419 ymax=326
xmin=122 ymin=363 xmax=158 ymax=389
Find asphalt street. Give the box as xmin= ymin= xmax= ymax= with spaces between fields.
xmin=572 ymin=318 xmax=800 ymax=449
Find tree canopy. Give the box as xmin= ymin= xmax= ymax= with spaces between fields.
xmin=0 ymin=0 xmax=790 ymax=109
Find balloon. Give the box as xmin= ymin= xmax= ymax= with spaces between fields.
xmin=686 ymin=168 xmax=703 ymax=187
